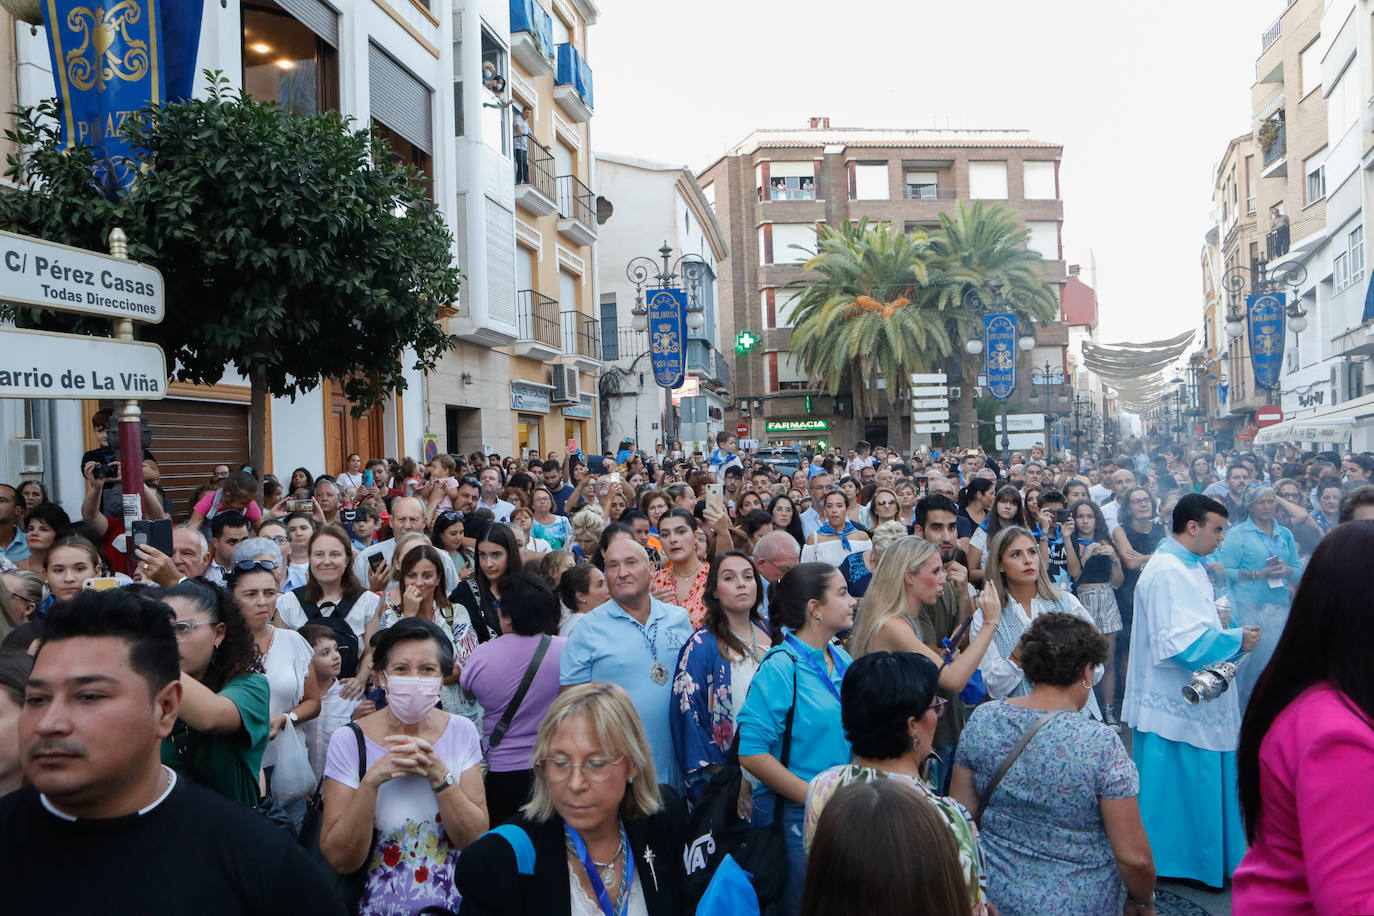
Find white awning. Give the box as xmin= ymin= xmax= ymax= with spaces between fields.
xmin=1253 ymin=391 xmax=1374 ymax=445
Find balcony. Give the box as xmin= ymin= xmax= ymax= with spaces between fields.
xmin=554 ymin=43 xmax=594 ymax=122
xmin=1260 ymin=116 xmax=1286 ymax=177
xmin=1266 ymin=224 xmax=1291 ymax=261
xmin=903 ymin=186 xmax=957 ymax=201
xmin=509 ymin=0 xmax=555 ymax=76
xmin=561 ymin=309 xmax=601 ymax=373
xmin=556 ymin=174 xmax=597 ymax=245
xmin=514 ymin=290 xmax=562 ymax=362
xmin=687 ymin=338 xmax=731 ymax=392
xmin=516 ymin=139 xmax=557 ymax=216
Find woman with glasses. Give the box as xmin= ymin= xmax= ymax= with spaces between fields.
xmin=431 ymin=510 xmax=472 ymax=578
xmin=804 ymin=651 xmax=988 ymax=915
xmin=275 ymin=525 xmax=380 ymax=702
xmin=231 ymin=555 xmax=320 ymax=820
xmin=455 ymin=682 xmax=686 ymax=915
xmin=769 ymin=494 xmax=805 ymax=548
xmin=322 ymin=618 xmax=489 ymax=915
xmin=952 ymin=613 xmax=1154 ymax=916
xmin=863 ymin=486 xmax=902 ymax=532
xmin=531 ymin=485 xmax=574 ymax=551
xmin=1271 ymin=477 xmax=1321 ymax=558
xmin=161 ymin=578 xmax=271 ymax=805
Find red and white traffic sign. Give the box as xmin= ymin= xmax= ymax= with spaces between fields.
xmin=1255 ymin=405 xmax=1284 ymax=428
xmin=736 ymin=423 xmax=750 ymax=436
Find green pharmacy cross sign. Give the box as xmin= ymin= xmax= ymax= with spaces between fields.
xmin=735 ymin=330 xmax=759 ymax=354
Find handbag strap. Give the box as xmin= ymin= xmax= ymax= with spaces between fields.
xmin=770 ymin=658 xmax=800 ymax=832
xmin=349 ymin=722 xmax=366 ymax=784
xmin=487 ymin=635 xmax=551 ymax=753
xmin=973 ymin=707 xmax=1071 ymax=826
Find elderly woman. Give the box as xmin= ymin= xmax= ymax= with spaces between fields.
xmin=838 ymin=519 xmax=907 ymax=599
xmin=1213 ymin=485 xmax=1301 ymax=709
xmin=570 ymin=507 xmax=607 ymax=564
xmin=805 ymin=651 xmax=988 ymax=914
xmin=322 ymin=618 xmax=488 ymax=914
xmin=952 ymin=613 xmax=1155 ymax=916
xmin=454 ymin=682 xmax=687 ymax=915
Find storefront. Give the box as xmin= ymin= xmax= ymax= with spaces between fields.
xmin=562 ymin=394 xmax=595 ymax=456
xmin=511 ymin=381 xmax=552 ymax=458
xmin=765 ymin=418 xmax=829 ymax=448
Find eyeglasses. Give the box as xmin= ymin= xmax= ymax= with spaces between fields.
xmin=539 ymin=755 xmax=625 ymax=783
xmin=171 ymin=620 xmax=213 ymax=639
xmin=929 ymin=697 xmax=949 ymax=719
xmin=460 ymin=477 xmax=481 ymax=488
xmin=267 ymin=535 xmax=289 ymax=544
xmin=233 ymin=559 xmax=278 ymax=573
xmin=875 ymin=499 xmax=896 ymax=506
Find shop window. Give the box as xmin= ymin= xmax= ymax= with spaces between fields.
xmin=242 ymin=2 xmax=338 ymax=116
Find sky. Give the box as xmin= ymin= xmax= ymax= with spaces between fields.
xmin=589 ymin=0 xmax=1288 ymax=345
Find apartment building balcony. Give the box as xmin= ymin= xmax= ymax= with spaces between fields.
xmin=554 ymin=43 xmax=594 ymax=122
xmin=687 ymin=338 xmax=731 ymax=392
xmin=516 ymin=139 xmax=557 ymax=217
xmin=513 ymin=290 xmax=562 ymax=362
xmin=1266 ymin=224 xmax=1291 ymax=260
xmin=561 ymin=309 xmax=601 ymax=373
xmin=556 ymin=174 xmax=598 ymax=245
xmin=509 ymin=0 xmax=555 ymax=76
xmin=1261 ymin=116 xmax=1286 ymax=177
xmin=903 ymin=186 xmax=957 ymax=201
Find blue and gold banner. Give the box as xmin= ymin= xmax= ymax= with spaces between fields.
xmin=648 ymin=288 xmax=687 ymax=389
xmin=983 ymin=312 xmax=1018 ymax=400
xmin=43 ymin=0 xmax=201 ymax=199
xmin=1246 ymin=293 xmax=1285 ymax=390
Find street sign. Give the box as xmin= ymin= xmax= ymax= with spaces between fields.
xmin=911 ymin=398 xmax=949 ymax=409
xmin=1255 ymin=405 xmax=1284 ymax=428
xmin=1244 ymin=420 xmax=1259 ymax=436
xmin=909 ymin=386 xmax=949 ymax=398
xmin=736 ymin=423 xmax=750 ymax=436
xmin=912 ymin=423 xmax=951 ymax=434
xmin=0 ymin=327 xmax=167 ymax=399
xmin=911 ymin=410 xmax=951 ymax=423
xmin=996 ymin=413 xmax=1046 ymax=433
xmin=0 ymin=229 xmax=165 ymax=323
xmin=910 ymin=373 xmax=948 ymax=385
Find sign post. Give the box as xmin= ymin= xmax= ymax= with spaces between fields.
xmin=909 ymin=372 xmax=950 ymax=452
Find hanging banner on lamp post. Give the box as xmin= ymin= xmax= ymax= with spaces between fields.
xmin=648 ymin=288 xmax=687 ymax=389
xmin=1246 ymin=293 xmax=1285 ymax=390
xmin=983 ymin=312 xmax=1018 ymax=400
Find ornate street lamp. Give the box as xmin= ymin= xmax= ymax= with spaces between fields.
xmin=627 ymin=241 xmax=706 ymax=332
xmin=962 ymin=283 xmax=1036 ymax=459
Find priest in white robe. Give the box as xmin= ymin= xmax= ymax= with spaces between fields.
xmin=1123 ymin=493 xmax=1261 ymax=888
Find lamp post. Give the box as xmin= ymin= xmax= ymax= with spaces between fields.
xmin=623 ymin=242 xmax=709 ymax=450
xmin=962 ymin=283 xmax=1036 ymax=461
xmin=1222 ymin=259 xmax=1307 ymax=414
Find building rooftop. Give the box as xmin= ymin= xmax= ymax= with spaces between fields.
xmin=723 ymin=126 xmax=1059 ymax=154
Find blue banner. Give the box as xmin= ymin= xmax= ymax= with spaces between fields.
xmin=43 ymin=0 xmax=201 ymax=199
xmin=1246 ymin=293 xmax=1285 ymax=390
xmin=983 ymin=312 xmax=1018 ymax=400
xmin=648 ymin=288 xmax=687 ymax=389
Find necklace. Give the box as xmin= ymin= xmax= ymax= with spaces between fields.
xmin=728 ymin=622 xmax=762 ymax=660
xmin=565 ymin=825 xmax=631 ymax=916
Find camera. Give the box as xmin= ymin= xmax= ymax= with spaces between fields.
xmin=1182 ymin=662 xmax=1239 ymax=705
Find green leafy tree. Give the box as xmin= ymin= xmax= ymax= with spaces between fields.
xmin=784 ymin=219 xmax=950 ymax=445
xmin=927 ymin=201 xmax=1059 ymax=448
xmin=0 ymin=74 xmax=459 ymax=476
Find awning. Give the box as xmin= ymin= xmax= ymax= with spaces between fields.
xmin=1253 ymin=391 xmax=1374 ymax=445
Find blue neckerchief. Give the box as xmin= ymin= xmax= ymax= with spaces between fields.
xmin=818 ymin=519 xmax=859 ymax=551
xmin=1157 ymin=536 xmax=1208 ymax=569
xmin=565 ymin=823 xmax=633 ymax=916
xmin=784 ymin=632 xmax=846 ymax=703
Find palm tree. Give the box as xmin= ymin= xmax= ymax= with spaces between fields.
xmin=927 ymin=201 xmax=1060 ymax=448
xmin=784 ymin=219 xmax=951 ymax=446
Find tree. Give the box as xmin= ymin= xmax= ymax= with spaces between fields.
xmin=926 ymin=201 xmax=1059 ymax=448
xmin=0 ymin=75 xmax=460 ymax=477
xmin=784 ymin=219 xmax=950 ymax=446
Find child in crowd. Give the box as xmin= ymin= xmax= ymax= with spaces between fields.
xmin=298 ymin=624 xmax=362 ymax=780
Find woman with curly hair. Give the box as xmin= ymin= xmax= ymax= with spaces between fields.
xmin=160 ymin=578 xmax=271 ymax=805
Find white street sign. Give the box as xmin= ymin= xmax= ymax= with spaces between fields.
xmin=911 ymin=398 xmax=949 ymax=409
xmin=911 ymin=410 xmax=951 ymax=423
xmin=0 ymin=327 xmax=167 ymax=399
xmin=996 ymin=413 xmax=1046 ymax=432
xmin=910 ymin=386 xmax=949 ymax=398
xmin=0 ymin=229 xmax=164 ymax=323
xmin=910 ymin=373 xmax=948 ymax=385
xmin=913 ymin=423 xmax=951 ymax=434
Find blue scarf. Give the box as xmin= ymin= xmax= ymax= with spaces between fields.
xmin=819 ymin=519 xmax=859 ymax=551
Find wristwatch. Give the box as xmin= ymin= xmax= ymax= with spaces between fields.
xmin=433 ymin=771 xmax=455 ymax=794
xmin=285 ymin=711 xmax=299 ymax=725
xmin=1125 ymin=891 xmax=1155 ymax=911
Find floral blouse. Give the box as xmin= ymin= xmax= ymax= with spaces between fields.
xmin=653 ymin=562 xmax=710 ymax=628
xmin=670 ymin=628 xmax=761 ymax=803
xmin=805 ymin=764 xmax=988 ymax=915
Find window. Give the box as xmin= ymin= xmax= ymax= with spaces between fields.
xmin=852 ymin=163 xmax=888 ymax=200
xmin=480 ymin=28 xmax=509 ymax=156
xmin=1328 ymin=68 xmax=1360 ymax=145
xmin=1244 ymin=155 xmax=1255 ymax=213
xmin=242 ymin=2 xmax=339 ymax=116
xmin=777 ymin=353 xmax=810 ymax=390
xmin=767 ymin=162 xmax=816 ymax=201
xmin=1022 ymin=161 xmax=1056 ymax=200
xmin=1300 ymin=40 xmax=1322 ymax=98
xmin=1026 ymin=221 xmax=1059 ymax=260
xmin=968 ymin=161 xmax=1008 ymax=199
xmin=904 ymin=171 xmax=939 ymax=200
xmin=1334 ymin=251 xmax=1350 ymax=290
xmin=600 ymin=294 xmax=618 ymax=361
xmin=555 ymin=139 xmax=574 ymax=176
xmin=1305 ymin=159 xmax=1326 ymax=204
xmin=765 ymin=223 xmax=817 ymax=265
xmin=1350 ymin=225 xmax=1365 ymax=283
xmin=774 ymin=289 xmax=801 ymax=328
xmin=701 ymin=182 xmax=715 ymax=211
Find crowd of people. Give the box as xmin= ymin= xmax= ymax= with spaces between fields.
xmin=1 ymin=428 xmax=1372 ymax=915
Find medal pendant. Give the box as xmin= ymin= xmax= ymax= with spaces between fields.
xmin=650 ymin=660 xmax=668 ymax=684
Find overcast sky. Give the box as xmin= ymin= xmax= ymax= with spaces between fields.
xmin=590 ymin=0 xmax=1287 ymax=345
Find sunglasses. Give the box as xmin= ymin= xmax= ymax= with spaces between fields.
xmin=233 ymin=559 xmax=278 ymax=573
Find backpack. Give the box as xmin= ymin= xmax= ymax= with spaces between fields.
xmin=293 ymin=587 xmax=362 ymax=679
xmin=682 ymin=660 xmax=796 ymax=911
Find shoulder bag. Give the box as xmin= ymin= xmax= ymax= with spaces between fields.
xmin=486 ymin=635 xmax=552 ymax=755
xmin=973 ymin=707 xmax=1072 ymax=827
xmin=299 ymin=722 xmax=373 ymax=910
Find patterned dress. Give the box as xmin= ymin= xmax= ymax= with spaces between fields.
xmin=653 ymin=562 xmax=710 ymax=628
xmin=804 ymin=764 xmax=988 ymax=915
xmin=669 ymin=628 xmax=763 ymax=804
xmin=955 ymin=701 xmax=1139 ymax=916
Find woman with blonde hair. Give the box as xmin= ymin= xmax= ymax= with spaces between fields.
xmin=454 ymin=682 xmax=687 ymax=914
xmin=840 ymin=519 xmax=907 ymax=599
xmin=570 ymin=506 xmax=607 ymax=564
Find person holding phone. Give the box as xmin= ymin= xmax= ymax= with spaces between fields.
xmin=1064 ymin=500 xmax=1124 ymax=724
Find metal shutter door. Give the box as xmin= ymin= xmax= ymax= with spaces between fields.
xmin=369 ymin=43 xmax=433 ymax=154
xmin=486 ymin=201 xmax=516 ymax=324
xmin=276 ymin=0 xmax=339 ymax=46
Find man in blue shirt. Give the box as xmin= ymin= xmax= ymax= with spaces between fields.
xmin=541 ymin=460 xmax=575 ymax=515
xmin=799 ymin=473 xmax=832 ymax=539
xmin=0 ymin=485 xmax=28 ymax=564
xmin=560 ymin=537 xmax=692 ymax=789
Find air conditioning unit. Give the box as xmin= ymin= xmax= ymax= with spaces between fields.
xmin=948 ymin=386 xmax=962 ymax=400
xmin=550 ymin=365 xmax=580 ymax=405
xmin=9 ymin=438 xmax=43 ymax=474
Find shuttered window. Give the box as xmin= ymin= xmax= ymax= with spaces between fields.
xmin=276 ymin=0 xmax=338 ymax=46
xmin=369 ymin=42 xmax=433 ymax=153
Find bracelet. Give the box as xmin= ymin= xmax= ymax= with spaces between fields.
xmin=1125 ymin=891 xmax=1155 ymax=911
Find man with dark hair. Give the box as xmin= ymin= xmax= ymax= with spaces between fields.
xmin=541 ymin=459 xmax=575 ymax=514
xmin=206 ymin=510 xmax=251 ymax=586
xmin=0 ymin=483 xmax=26 ymax=564
xmin=1123 ymin=492 xmax=1260 ymax=889
xmin=1034 ymin=487 xmax=1070 ymax=587
xmin=1338 ymin=483 xmax=1374 ymax=522
xmin=0 ymin=589 xmax=341 ymax=914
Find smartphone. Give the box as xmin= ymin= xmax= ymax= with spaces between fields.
xmin=367 ymin=552 xmax=386 ymax=572
xmin=916 ymin=475 xmax=929 ymax=498
xmin=1265 ymin=554 xmax=1281 ymax=566
xmin=83 ymin=577 xmax=121 ymax=591
xmin=286 ymin=498 xmax=314 ymax=513
xmin=942 ymin=616 xmax=976 ymax=662
xmin=131 ymin=518 xmax=174 ymax=557
xmin=363 ymin=469 xmax=374 ymax=487
xmin=1054 ymin=509 xmax=1071 ymax=523
xmin=706 ymin=482 xmax=725 ymax=510
xmin=605 ymin=471 xmax=621 ymax=484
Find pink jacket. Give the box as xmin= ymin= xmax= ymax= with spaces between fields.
xmin=1233 ymin=684 xmax=1374 ymax=915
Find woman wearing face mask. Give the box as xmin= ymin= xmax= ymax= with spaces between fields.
xmin=321 ymin=618 xmax=489 ymax=915
xmin=161 ymin=579 xmax=271 ymax=805
xmin=651 ymin=509 xmax=710 ymax=628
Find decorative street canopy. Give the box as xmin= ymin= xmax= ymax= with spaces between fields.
xmin=1081 ymin=329 xmax=1197 ymax=412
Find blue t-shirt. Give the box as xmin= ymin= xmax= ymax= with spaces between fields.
xmin=551 ymin=483 xmax=576 ymax=515
xmin=559 ymin=596 xmax=693 ymax=790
